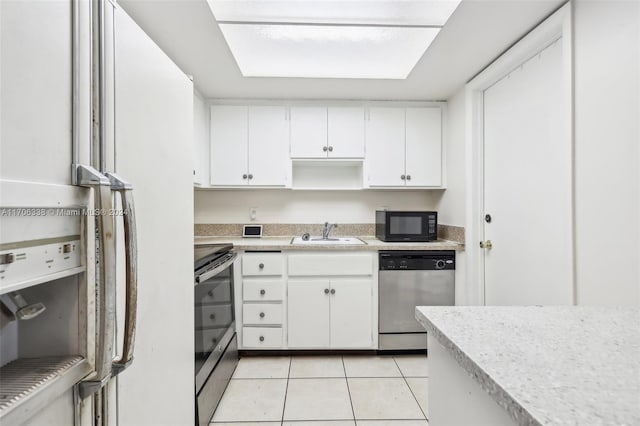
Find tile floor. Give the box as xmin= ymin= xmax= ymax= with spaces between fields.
xmin=211 ymin=355 xmax=429 ymax=426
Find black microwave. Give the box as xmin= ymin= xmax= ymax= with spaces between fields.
xmin=375 ymin=211 xmax=438 ymax=242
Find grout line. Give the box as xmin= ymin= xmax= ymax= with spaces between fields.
xmin=281 ymin=356 xmax=293 ymax=424
xmin=393 ymin=357 xmax=428 ymax=422
xmin=342 ymin=356 xmax=358 ymax=424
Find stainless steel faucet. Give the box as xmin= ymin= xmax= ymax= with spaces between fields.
xmin=322 ymin=222 xmax=338 ymax=240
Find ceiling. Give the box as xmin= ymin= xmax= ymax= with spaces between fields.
xmin=117 ymin=0 xmax=565 ymax=101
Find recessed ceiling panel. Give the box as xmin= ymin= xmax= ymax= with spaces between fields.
xmin=218 ymin=23 xmax=440 ymax=79
xmin=208 ymin=0 xmax=462 ymax=26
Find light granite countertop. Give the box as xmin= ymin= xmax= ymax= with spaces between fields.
xmin=415 ymin=306 xmax=640 ymax=426
xmin=194 ymin=236 xmax=462 ymax=251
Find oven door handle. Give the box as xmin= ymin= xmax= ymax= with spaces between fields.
xmin=106 ymin=173 xmax=138 ymax=377
xmin=195 ymin=252 xmax=237 ymax=285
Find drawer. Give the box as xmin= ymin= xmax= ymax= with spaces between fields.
xmin=243 ymin=280 xmax=284 ymax=301
xmin=243 ymin=327 xmax=282 ymax=348
xmin=195 ymin=304 xmax=233 ymax=329
xmin=243 ymin=303 xmax=282 ymax=325
xmin=288 ymin=253 xmax=373 ymax=276
xmin=242 ymin=253 xmax=283 ymax=276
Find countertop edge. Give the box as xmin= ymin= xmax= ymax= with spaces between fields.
xmin=415 ymin=308 xmax=542 ymax=426
xmin=194 ymin=236 xmax=464 ymax=251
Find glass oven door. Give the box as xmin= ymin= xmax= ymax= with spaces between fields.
xmin=194 ymin=253 xmax=236 ymax=390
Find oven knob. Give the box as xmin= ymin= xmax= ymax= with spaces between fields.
xmin=435 ymin=260 xmax=446 ymax=269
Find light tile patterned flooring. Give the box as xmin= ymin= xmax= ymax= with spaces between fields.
xmin=211 ymin=355 xmax=429 ymax=426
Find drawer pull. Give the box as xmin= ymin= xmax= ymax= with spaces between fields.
xmin=258 ymin=263 xmax=265 ymax=269
xmin=260 ymin=289 xmax=266 ymax=295
xmin=209 ymin=314 xmax=216 ymax=320
xmin=259 ymin=312 xmax=265 ymax=318
xmin=208 ymin=291 xmax=214 ymax=297
xmin=259 ymin=336 xmax=264 ymax=342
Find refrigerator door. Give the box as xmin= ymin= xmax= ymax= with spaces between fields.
xmin=106 ymin=6 xmax=195 ymax=426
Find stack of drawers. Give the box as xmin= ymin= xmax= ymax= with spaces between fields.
xmin=241 ymin=252 xmax=284 ymax=348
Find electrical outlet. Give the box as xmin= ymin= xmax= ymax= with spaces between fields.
xmin=250 ymin=207 xmax=258 ymax=221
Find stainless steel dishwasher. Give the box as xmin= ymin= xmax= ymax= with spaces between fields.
xmin=379 ymin=250 xmax=455 ymax=351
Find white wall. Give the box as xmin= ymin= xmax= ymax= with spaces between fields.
xmin=573 ymin=0 xmax=640 ymax=305
xmin=439 ymin=88 xmax=468 ymax=304
xmin=437 ymin=88 xmax=466 ymax=226
xmin=194 ymin=189 xmax=439 ymax=224
xmin=193 ymin=90 xmax=210 ymax=185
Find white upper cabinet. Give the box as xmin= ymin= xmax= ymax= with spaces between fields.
xmin=290 ymin=106 xmax=328 ymax=158
xmin=406 ymin=107 xmax=442 ymax=187
xmin=366 ymin=106 xmax=443 ymax=187
xmin=290 ymin=106 xmax=365 ymax=159
xmin=290 ymin=106 xmax=327 ymax=158
xmin=248 ymin=106 xmax=289 ymax=186
xmin=366 ymin=107 xmax=406 ymax=186
xmin=210 ymin=105 xmax=289 ymax=186
xmin=210 ymin=105 xmax=248 ymax=186
xmin=327 ymin=107 xmax=365 ymax=158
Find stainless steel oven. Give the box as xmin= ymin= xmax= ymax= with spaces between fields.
xmin=194 ymin=244 xmax=238 ymax=426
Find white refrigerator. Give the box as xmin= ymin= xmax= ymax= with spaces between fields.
xmin=0 ymin=0 xmax=194 ymax=425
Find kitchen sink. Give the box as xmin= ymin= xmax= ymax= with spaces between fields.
xmin=290 ymin=236 xmax=367 ymax=245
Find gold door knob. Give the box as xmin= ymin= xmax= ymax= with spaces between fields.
xmin=479 ymin=240 xmax=493 ymax=249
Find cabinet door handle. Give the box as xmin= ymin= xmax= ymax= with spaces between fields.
xmin=209 ymin=314 xmax=216 ymax=320
xmin=259 ymin=336 xmax=265 ymax=342
xmin=406 ymin=175 xmax=411 ymax=181
xmin=401 ymin=174 xmax=406 ymax=180
xmin=260 ymin=289 xmax=266 ymax=295
xmin=330 ymin=288 xmax=336 ymax=295
xmin=259 ymin=312 xmax=265 ymax=318
xmin=242 ymin=174 xmax=248 ymax=179
xmin=328 ymin=146 xmax=333 ymax=152
xmin=324 ymin=288 xmax=329 ymax=294
xmin=248 ymin=174 xmax=253 ymax=180
xmin=258 ymin=263 xmax=264 ymax=269
xmin=323 ymin=146 xmax=328 ymax=152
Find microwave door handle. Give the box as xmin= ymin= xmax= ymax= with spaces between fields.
xmin=76 ymin=166 xmax=117 ymax=397
xmin=106 ymin=173 xmax=138 ymax=377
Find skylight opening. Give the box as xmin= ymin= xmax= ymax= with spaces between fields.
xmin=207 ymin=0 xmax=462 ymax=79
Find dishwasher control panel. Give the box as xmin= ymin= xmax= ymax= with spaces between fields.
xmin=379 ymin=250 xmax=455 ymax=271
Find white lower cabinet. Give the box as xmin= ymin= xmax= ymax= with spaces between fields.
xmin=237 ymin=251 xmax=376 ymax=350
xmin=288 ymin=278 xmax=372 ymax=349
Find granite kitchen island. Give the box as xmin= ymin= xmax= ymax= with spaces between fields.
xmin=416 ymin=306 xmax=640 ymax=426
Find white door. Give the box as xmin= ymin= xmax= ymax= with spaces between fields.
xmin=405 ymin=107 xmax=442 ymax=187
xmin=483 ymin=40 xmax=571 ymax=305
xmin=114 ymin=7 xmax=195 ymax=425
xmin=328 ymin=107 xmax=365 ymax=158
xmin=210 ymin=105 xmax=248 ymax=186
xmin=248 ymin=106 xmax=289 ymax=186
xmin=287 ymin=280 xmax=330 ymax=348
xmin=290 ymin=106 xmax=327 ymax=158
xmin=330 ymin=279 xmax=372 ymax=348
xmin=366 ymin=107 xmax=406 ymax=186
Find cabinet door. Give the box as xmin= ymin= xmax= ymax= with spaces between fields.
xmin=210 ymin=105 xmax=248 ymax=185
xmin=328 ymin=107 xmax=365 ymax=158
xmin=288 ymin=280 xmax=330 ymax=348
xmin=248 ymin=106 xmax=290 ymax=186
xmin=330 ymin=279 xmax=372 ymax=348
xmin=406 ymin=107 xmax=442 ymax=187
xmin=290 ymin=106 xmax=327 ymax=158
xmin=365 ymin=107 xmax=406 ymax=186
